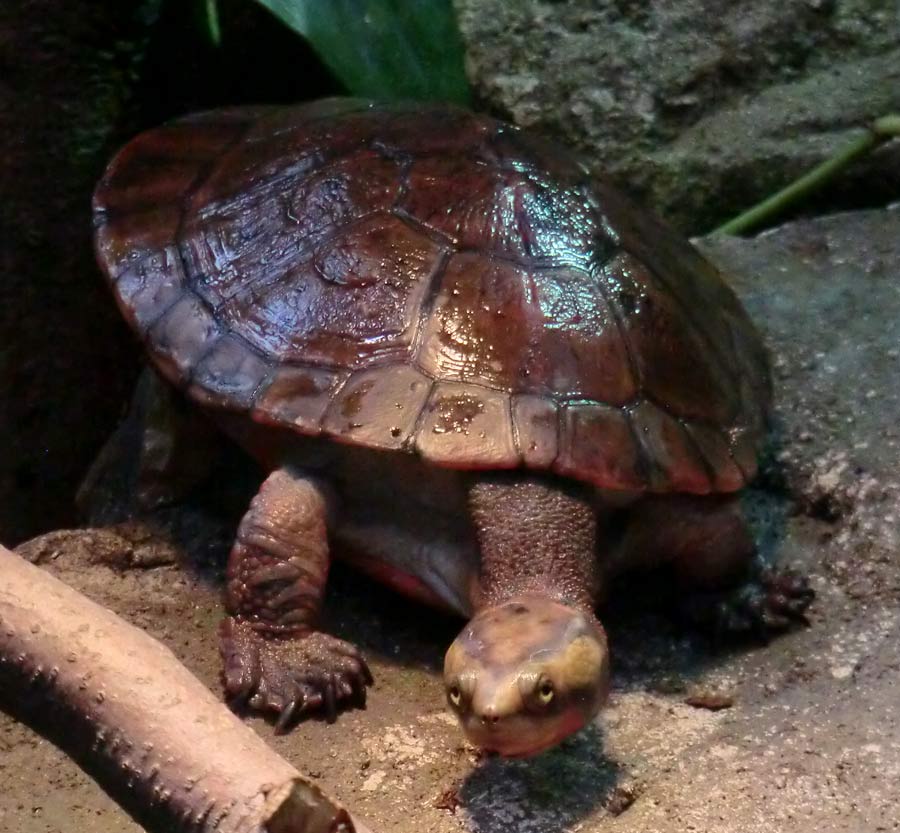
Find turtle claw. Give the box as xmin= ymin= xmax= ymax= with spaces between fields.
xmin=323 ymin=674 xmax=338 ymax=723
xmin=219 ymin=618 xmax=372 ymax=732
xmin=685 ymin=567 xmax=815 ymax=642
xmin=275 ymin=698 xmax=301 ymax=734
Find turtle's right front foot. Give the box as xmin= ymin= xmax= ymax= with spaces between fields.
xmin=219 ymin=618 xmax=373 ymax=733
xmin=682 ymin=567 xmax=815 ymax=642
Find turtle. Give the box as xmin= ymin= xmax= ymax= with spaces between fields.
xmin=92 ymin=99 xmax=813 ymax=758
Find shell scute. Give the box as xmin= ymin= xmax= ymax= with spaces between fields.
xmin=188 ymin=104 xmax=375 ymax=209
xmin=556 ymin=404 xmax=645 ymax=491
xmin=147 ymin=294 xmax=221 ymax=386
xmin=188 ymin=334 xmax=271 ymax=410
xmin=629 ymin=401 xmax=712 ymax=494
xmin=96 ymin=206 xmax=182 ymax=281
xmin=113 ymin=245 xmax=186 ymax=333
xmin=416 ymin=253 xmax=531 ymax=390
xmin=417 ymin=255 xmax=636 ymax=404
xmin=597 ymin=251 xmax=739 ymax=424
xmin=94 ymin=111 xmax=254 ymax=217
xmin=512 ymin=395 xmax=559 ymax=468
xmin=484 ymin=126 xmax=588 ymax=185
xmin=371 ymin=105 xmax=492 ymax=156
xmin=401 ymin=158 xmax=597 ymax=265
xmin=253 ymin=366 xmax=345 ymax=432
xmin=683 ymin=423 xmax=746 ymax=492
xmin=415 ymin=383 xmax=518 ymax=468
xmin=178 ymin=151 xmax=402 ymax=310
xmin=322 ymin=365 xmax=431 ymax=450
xmin=216 ymin=212 xmax=443 ymax=369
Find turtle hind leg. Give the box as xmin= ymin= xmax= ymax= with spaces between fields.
xmin=621 ymin=495 xmax=814 ymax=641
xmin=78 ymin=368 xmax=222 ymax=523
xmin=219 ymin=467 xmax=372 ymax=732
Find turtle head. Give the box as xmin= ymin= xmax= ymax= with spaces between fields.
xmin=443 ymin=595 xmax=609 ymax=757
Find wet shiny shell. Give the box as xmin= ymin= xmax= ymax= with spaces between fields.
xmin=94 ymin=100 xmax=770 ymax=494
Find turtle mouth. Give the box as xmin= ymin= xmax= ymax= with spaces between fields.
xmin=462 ymin=706 xmax=587 ymax=758
xmin=482 ymin=734 xmax=566 ymax=759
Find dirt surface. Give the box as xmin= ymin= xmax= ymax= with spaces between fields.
xmin=3 ymin=207 xmax=900 ymax=832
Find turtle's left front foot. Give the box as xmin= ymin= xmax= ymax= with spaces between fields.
xmin=221 ymin=467 xmax=376 ymax=731
xmin=683 ymin=568 xmax=815 ymax=641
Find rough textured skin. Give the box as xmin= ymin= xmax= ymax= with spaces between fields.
xmin=220 ymin=468 xmax=371 ymax=727
xmin=611 ymin=495 xmax=813 ymax=636
xmin=470 ymin=477 xmax=599 ymax=611
xmin=93 ymin=100 xmax=769 ymax=495
xmin=613 ymin=495 xmax=756 ymax=587
xmin=225 ymin=469 xmax=330 ymax=633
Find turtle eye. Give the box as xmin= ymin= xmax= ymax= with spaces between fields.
xmin=448 ymin=684 xmax=462 ymax=708
xmin=537 ymin=678 xmax=555 ymax=705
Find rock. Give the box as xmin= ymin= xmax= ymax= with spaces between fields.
xmin=456 ymin=0 xmax=900 ymax=231
xmin=684 ymin=691 xmax=735 ymax=711
xmin=602 ymin=781 xmax=640 ymax=816
xmin=700 ymin=204 xmax=900 ymax=574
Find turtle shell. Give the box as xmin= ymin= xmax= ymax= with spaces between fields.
xmin=94 ymin=99 xmax=770 ymax=495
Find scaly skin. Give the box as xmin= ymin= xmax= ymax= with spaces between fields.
xmin=219 ymin=467 xmax=371 ymax=732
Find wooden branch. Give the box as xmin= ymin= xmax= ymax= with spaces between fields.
xmin=0 ymin=544 xmax=375 ymax=833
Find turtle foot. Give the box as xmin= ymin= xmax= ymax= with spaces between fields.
xmin=683 ymin=568 xmax=815 ymax=642
xmin=219 ymin=618 xmax=372 ymax=732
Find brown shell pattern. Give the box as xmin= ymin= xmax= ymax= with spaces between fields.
xmin=94 ymin=100 xmax=771 ymax=494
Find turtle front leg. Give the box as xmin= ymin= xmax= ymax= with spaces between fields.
xmin=622 ymin=495 xmax=814 ymax=640
xmin=219 ymin=467 xmax=371 ymax=731
xmin=684 ymin=564 xmax=813 ymax=639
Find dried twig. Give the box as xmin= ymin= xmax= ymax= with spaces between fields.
xmin=0 ymin=544 xmax=374 ymax=833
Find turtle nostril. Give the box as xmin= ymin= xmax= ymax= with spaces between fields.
xmin=480 ymin=707 xmax=501 ymax=726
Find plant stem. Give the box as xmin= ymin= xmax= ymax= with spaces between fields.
xmin=714 ymin=115 xmax=900 ymax=236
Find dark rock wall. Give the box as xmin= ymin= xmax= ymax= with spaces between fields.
xmin=0 ymin=1 xmax=150 ymax=544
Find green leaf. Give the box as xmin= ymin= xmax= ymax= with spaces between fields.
xmin=205 ymin=0 xmax=222 ymax=46
xmin=253 ymin=0 xmax=470 ymax=104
